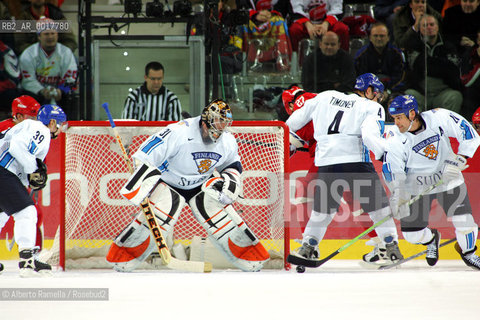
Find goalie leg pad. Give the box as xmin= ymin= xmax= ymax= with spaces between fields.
xmin=120 ymin=163 xmax=162 ymax=206
xmin=106 ymin=213 xmax=156 ymax=272
xmin=107 ymin=183 xmax=186 ymax=272
xmin=188 ymin=191 xmax=269 ymax=272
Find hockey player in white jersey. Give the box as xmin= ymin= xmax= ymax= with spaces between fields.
xmin=106 ymin=99 xmax=270 ymax=272
xmin=286 ymin=73 xmax=402 ymax=268
xmin=384 ymin=95 xmax=480 ymax=270
xmin=0 ymin=104 xmax=67 ymax=276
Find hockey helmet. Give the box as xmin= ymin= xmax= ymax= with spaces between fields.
xmin=354 ymin=73 xmax=385 ymax=95
xmin=37 ymin=104 xmax=67 ymax=127
xmin=388 ymin=95 xmax=418 ymax=118
xmin=11 ymin=95 xmax=41 ymax=118
xmin=472 ymin=106 xmax=480 ymax=133
xmin=201 ymin=99 xmax=233 ymax=142
xmin=282 ymin=86 xmax=304 ymax=115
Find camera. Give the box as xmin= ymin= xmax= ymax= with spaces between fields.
xmin=124 ymin=0 xmax=142 ymax=15
xmin=222 ymin=8 xmax=249 ymax=27
xmin=173 ymin=0 xmax=192 ymax=17
xmin=146 ymin=0 xmax=164 ymax=17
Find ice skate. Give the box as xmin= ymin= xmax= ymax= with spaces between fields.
xmin=362 ymin=237 xmax=388 ymax=265
xmin=295 ymin=237 xmax=319 ymax=260
xmin=361 ymin=236 xmax=403 ymax=267
xmin=385 ymin=240 xmax=403 ymax=262
xmin=289 ymin=237 xmax=319 ymax=272
xmin=19 ymin=248 xmax=52 ymax=277
xmin=425 ymin=229 xmax=441 ymax=266
xmin=455 ymin=243 xmax=480 ymax=270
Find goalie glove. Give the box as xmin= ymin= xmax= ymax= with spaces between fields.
xmin=202 ymin=168 xmax=242 ymax=206
xmin=219 ymin=168 xmax=242 ymax=205
xmin=389 ymin=188 xmax=410 ymax=219
xmin=28 ymin=158 xmax=48 ymax=190
xmin=442 ymin=154 xmax=468 ymax=182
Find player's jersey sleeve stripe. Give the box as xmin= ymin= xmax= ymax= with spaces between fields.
xmin=460 ymin=120 xmax=475 ymax=140
xmin=0 ymin=152 xmax=13 ymax=168
xmin=141 ymin=136 xmax=164 ymax=155
xmin=382 ymin=162 xmax=393 ymax=182
xmin=28 ymin=141 xmax=37 ymax=154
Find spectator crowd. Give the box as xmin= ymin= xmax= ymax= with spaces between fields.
xmin=1 ymin=0 xmax=479 ymax=122
xmin=0 ymin=0 xmax=77 ymax=120
xmin=216 ymin=0 xmax=480 ymax=121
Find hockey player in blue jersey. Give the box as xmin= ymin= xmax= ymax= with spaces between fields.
xmin=384 ymin=95 xmax=480 ymax=270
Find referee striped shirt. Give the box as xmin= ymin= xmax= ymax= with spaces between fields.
xmin=122 ymin=83 xmax=182 ymax=121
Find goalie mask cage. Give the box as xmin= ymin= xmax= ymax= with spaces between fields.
xmin=43 ymin=121 xmax=291 ymax=270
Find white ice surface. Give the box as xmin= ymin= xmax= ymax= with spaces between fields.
xmin=0 ymin=260 xmax=479 ymax=320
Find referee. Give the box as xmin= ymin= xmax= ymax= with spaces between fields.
xmin=122 ymin=61 xmax=182 ymax=121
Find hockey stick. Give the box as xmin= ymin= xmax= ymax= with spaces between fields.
xmin=287 ymin=179 xmax=445 ymax=269
xmin=102 ymin=103 xmax=212 ymax=273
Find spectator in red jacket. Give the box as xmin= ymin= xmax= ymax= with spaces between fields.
xmin=288 ymin=0 xmax=350 ymax=52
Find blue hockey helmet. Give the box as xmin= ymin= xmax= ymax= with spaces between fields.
xmin=37 ymin=104 xmax=67 ymax=126
xmin=388 ymin=95 xmax=418 ymax=118
xmin=354 ymin=73 xmax=385 ymax=95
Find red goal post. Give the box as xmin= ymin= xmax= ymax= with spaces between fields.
xmin=43 ymin=120 xmax=291 ymax=270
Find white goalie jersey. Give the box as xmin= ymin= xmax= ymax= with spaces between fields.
xmin=286 ymin=90 xmax=386 ymax=166
xmin=382 ymin=109 xmax=480 ymax=195
xmin=132 ymin=116 xmax=241 ymax=190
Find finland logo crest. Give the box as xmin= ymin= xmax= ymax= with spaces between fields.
xmin=192 ymin=152 xmax=222 ymax=174
xmin=412 ymin=135 xmax=440 ymax=160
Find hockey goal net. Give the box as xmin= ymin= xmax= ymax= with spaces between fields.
xmin=41 ymin=121 xmax=290 ymax=270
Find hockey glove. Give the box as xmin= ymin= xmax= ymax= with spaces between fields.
xmin=219 ymin=168 xmax=242 ymax=205
xmin=202 ymin=169 xmax=242 ymax=206
xmin=443 ymin=154 xmax=468 ymax=182
xmin=28 ymin=158 xmax=48 ymax=190
xmin=389 ymin=188 xmax=410 ymax=219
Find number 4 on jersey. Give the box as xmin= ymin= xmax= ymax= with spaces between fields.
xmin=327 ymin=111 xmax=344 ymax=134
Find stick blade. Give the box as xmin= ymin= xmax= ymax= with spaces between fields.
xmin=167 ymin=257 xmax=212 ymax=273
xmin=287 ymin=253 xmax=322 ymax=268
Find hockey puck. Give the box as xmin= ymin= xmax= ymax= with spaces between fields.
xmin=296 ymin=265 xmax=306 ymax=273
xmin=0 ymin=263 xmax=4 ymax=272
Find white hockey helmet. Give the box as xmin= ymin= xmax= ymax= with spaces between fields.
xmin=201 ymin=99 xmax=233 ymax=142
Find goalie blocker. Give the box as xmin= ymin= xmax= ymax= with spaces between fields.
xmin=107 ymin=167 xmax=269 ymax=272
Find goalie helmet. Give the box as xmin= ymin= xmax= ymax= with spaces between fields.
xmin=282 ymin=86 xmax=304 ymax=115
xmin=37 ymin=104 xmax=67 ymax=126
xmin=354 ymin=73 xmax=384 ymax=95
xmin=201 ymin=99 xmax=233 ymax=142
xmin=388 ymin=95 xmax=418 ymax=118
xmin=11 ymin=95 xmax=41 ymax=118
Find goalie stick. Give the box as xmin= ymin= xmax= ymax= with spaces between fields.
xmin=102 ymin=103 xmax=212 ymax=273
xmin=287 ymin=179 xmax=445 ymax=269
